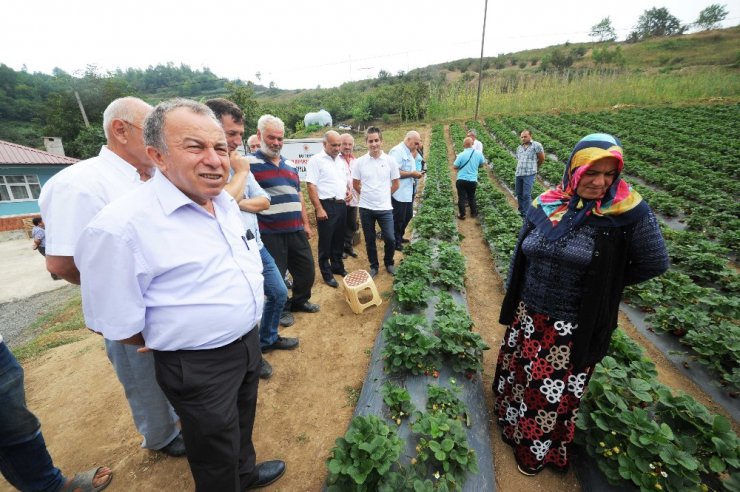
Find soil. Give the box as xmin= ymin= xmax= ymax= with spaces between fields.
xmin=3 ymin=125 xmax=735 ymax=492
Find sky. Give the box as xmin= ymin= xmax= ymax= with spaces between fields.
xmin=3 ymin=0 xmax=738 ymax=90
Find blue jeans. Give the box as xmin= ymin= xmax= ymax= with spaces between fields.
xmin=259 ymin=247 xmax=288 ymax=349
xmin=359 ymin=208 xmax=395 ymax=270
xmin=0 ymin=342 xmax=65 ymax=492
xmin=104 ymin=340 xmax=180 ymax=450
xmin=515 ymin=174 xmax=536 ymax=217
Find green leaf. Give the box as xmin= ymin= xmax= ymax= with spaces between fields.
xmin=709 ymin=455 xmax=726 ymax=473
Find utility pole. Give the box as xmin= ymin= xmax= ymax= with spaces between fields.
xmin=74 ymin=90 xmax=90 ymax=128
xmin=474 ymin=0 xmax=489 ymax=121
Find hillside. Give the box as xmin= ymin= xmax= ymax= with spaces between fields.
xmin=0 ymin=25 xmax=737 ymax=156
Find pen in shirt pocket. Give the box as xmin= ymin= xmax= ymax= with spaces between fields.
xmin=242 ymin=229 xmax=255 ymax=250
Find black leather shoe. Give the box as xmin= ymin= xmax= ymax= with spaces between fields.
xmin=262 ymin=336 xmax=299 ymax=353
xmin=291 ymin=301 xmax=320 ymax=313
xmin=159 ymin=432 xmax=187 ymax=457
xmin=244 ymin=460 xmax=286 ymax=490
xmin=344 ymin=248 xmax=358 ymax=258
xmin=324 ymin=277 xmax=339 ymax=288
xmin=369 ymin=268 xmax=378 ymax=278
xmin=259 ymin=358 xmax=273 ymax=379
xmin=394 ymin=244 xmax=403 ymax=252
xmin=401 ymin=238 xmax=410 ymax=243
xmin=333 ymin=270 xmax=349 ymax=277
xmin=279 ymin=312 xmax=295 ymax=327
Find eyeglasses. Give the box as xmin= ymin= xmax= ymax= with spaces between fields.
xmin=122 ymin=120 xmax=143 ymax=131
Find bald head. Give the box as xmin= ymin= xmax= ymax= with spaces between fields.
xmin=103 ymin=96 xmax=154 ymax=169
xmin=404 ymin=130 xmax=421 ymax=152
xmin=103 ymin=97 xmax=152 ymax=141
xmin=463 ymin=137 xmax=473 ymax=148
xmin=323 ymin=130 xmax=341 ymax=158
xmin=341 ymin=133 xmax=354 ymax=157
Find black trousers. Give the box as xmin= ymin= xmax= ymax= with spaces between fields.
xmin=456 ymin=180 xmax=478 ymax=217
xmin=359 ymin=208 xmax=395 ymax=270
xmin=153 ymin=327 xmax=261 ymax=492
xmin=391 ymin=198 xmax=413 ymax=248
xmin=344 ymin=206 xmax=359 ymax=251
xmin=317 ymin=199 xmax=347 ymax=279
xmin=261 ymin=231 xmax=315 ymax=307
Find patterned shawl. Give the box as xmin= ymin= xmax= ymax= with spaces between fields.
xmin=527 ymin=133 xmax=648 ymax=241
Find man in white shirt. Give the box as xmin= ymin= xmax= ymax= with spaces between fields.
xmin=339 ymin=133 xmax=359 ymax=258
xmin=75 ymin=99 xmax=285 ymax=491
xmin=352 ymin=127 xmax=400 ymax=278
xmin=306 ymin=130 xmax=350 ymax=287
xmin=389 ymin=131 xmax=423 ymax=251
xmin=38 ymin=97 xmax=185 ymax=457
xmin=467 ymin=129 xmax=484 ymax=154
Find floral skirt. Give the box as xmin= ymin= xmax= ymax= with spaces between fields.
xmin=492 ymin=301 xmax=594 ymax=474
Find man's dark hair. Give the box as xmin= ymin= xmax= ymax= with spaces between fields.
xmin=366 ymin=126 xmax=382 ymax=141
xmin=32 ymin=217 xmax=42 ymax=226
xmin=204 ymin=98 xmax=244 ymax=124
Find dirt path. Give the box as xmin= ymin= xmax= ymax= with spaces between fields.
xmin=443 ymin=126 xmax=581 ymax=491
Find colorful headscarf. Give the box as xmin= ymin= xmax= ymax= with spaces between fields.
xmin=527 ymin=133 xmax=648 ymax=241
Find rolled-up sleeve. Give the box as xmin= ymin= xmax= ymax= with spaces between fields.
xmin=75 ymin=227 xmax=150 ymax=340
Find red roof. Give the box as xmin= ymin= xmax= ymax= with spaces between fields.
xmin=0 ymin=139 xmax=79 ymax=165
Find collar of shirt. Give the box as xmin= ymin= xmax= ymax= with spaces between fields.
xmin=99 ymin=146 xmax=152 ymax=183
xmin=152 ymin=171 xmax=234 ymax=217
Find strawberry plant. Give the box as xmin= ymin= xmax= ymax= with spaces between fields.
xmin=435 ymin=243 xmax=466 ymax=291
xmin=381 ymin=382 xmax=416 ymax=425
xmin=382 ymin=314 xmax=439 ymax=376
xmin=326 ymin=415 xmax=403 ymax=491
xmin=433 ymin=293 xmax=489 ymax=377
xmin=411 ymin=413 xmax=479 ymax=490
xmin=427 ymin=382 xmax=469 ymax=425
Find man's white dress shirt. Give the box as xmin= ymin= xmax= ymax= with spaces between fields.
xmin=75 ymin=172 xmax=264 ymax=351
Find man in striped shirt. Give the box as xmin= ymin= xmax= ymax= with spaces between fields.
xmin=250 ymin=115 xmax=319 ymax=325
xmin=515 ymin=129 xmax=545 ymax=217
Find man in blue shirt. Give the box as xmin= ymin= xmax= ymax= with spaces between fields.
xmin=454 ymin=137 xmax=486 ymax=219
xmin=388 ymin=131 xmax=423 ymax=251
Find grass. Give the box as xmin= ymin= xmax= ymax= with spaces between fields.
xmin=343 ymin=384 xmax=361 ymax=408
xmin=12 ymin=295 xmax=89 ymax=361
xmin=429 ymin=67 xmax=740 ymax=118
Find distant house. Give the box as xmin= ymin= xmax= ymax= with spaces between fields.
xmin=0 ymin=139 xmax=78 ymax=232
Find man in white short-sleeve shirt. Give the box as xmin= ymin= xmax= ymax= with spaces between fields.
xmin=37 ymin=97 xmax=185 ymax=457
xmin=75 ymin=99 xmax=285 ymax=491
xmin=306 ymin=130 xmax=350 ymax=287
xmin=352 ymin=126 xmax=400 ymax=278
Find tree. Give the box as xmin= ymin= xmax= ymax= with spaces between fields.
xmin=696 ymin=4 xmax=728 ymax=31
xmin=628 ymin=7 xmax=686 ymax=42
xmin=540 ymin=49 xmax=574 ymax=71
xmin=225 ymin=82 xmax=260 ymax=135
xmin=66 ymin=124 xmax=105 ymax=159
xmin=590 ymin=17 xmax=617 ymax=42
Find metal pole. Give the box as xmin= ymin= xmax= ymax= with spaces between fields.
xmin=474 ymin=0 xmax=489 ymax=121
xmin=74 ymin=90 xmax=90 ymax=128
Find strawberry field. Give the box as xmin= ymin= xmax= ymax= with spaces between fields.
xmin=446 ymin=106 xmax=739 ymax=492
xmin=468 ymin=106 xmax=740 ymax=395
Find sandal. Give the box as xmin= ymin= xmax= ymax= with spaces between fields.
xmin=517 ymin=464 xmax=536 ymax=476
xmin=66 ymin=467 xmax=113 ymax=492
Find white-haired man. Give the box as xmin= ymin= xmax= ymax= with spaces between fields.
xmin=246 ymin=134 xmax=260 ymax=153
xmin=389 ymin=130 xmax=423 ymax=251
xmin=339 ymin=133 xmax=359 ymax=258
xmin=38 ymin=96 xmax=185 ymax=458
xmin=75 ymin=99 xmax=285 ymax=491
xmin=250 ymin=115 xmax=318 ymax=327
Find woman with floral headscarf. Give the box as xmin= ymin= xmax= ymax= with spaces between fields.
xmin=493 ymin=134 xmax=669 ymax=476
